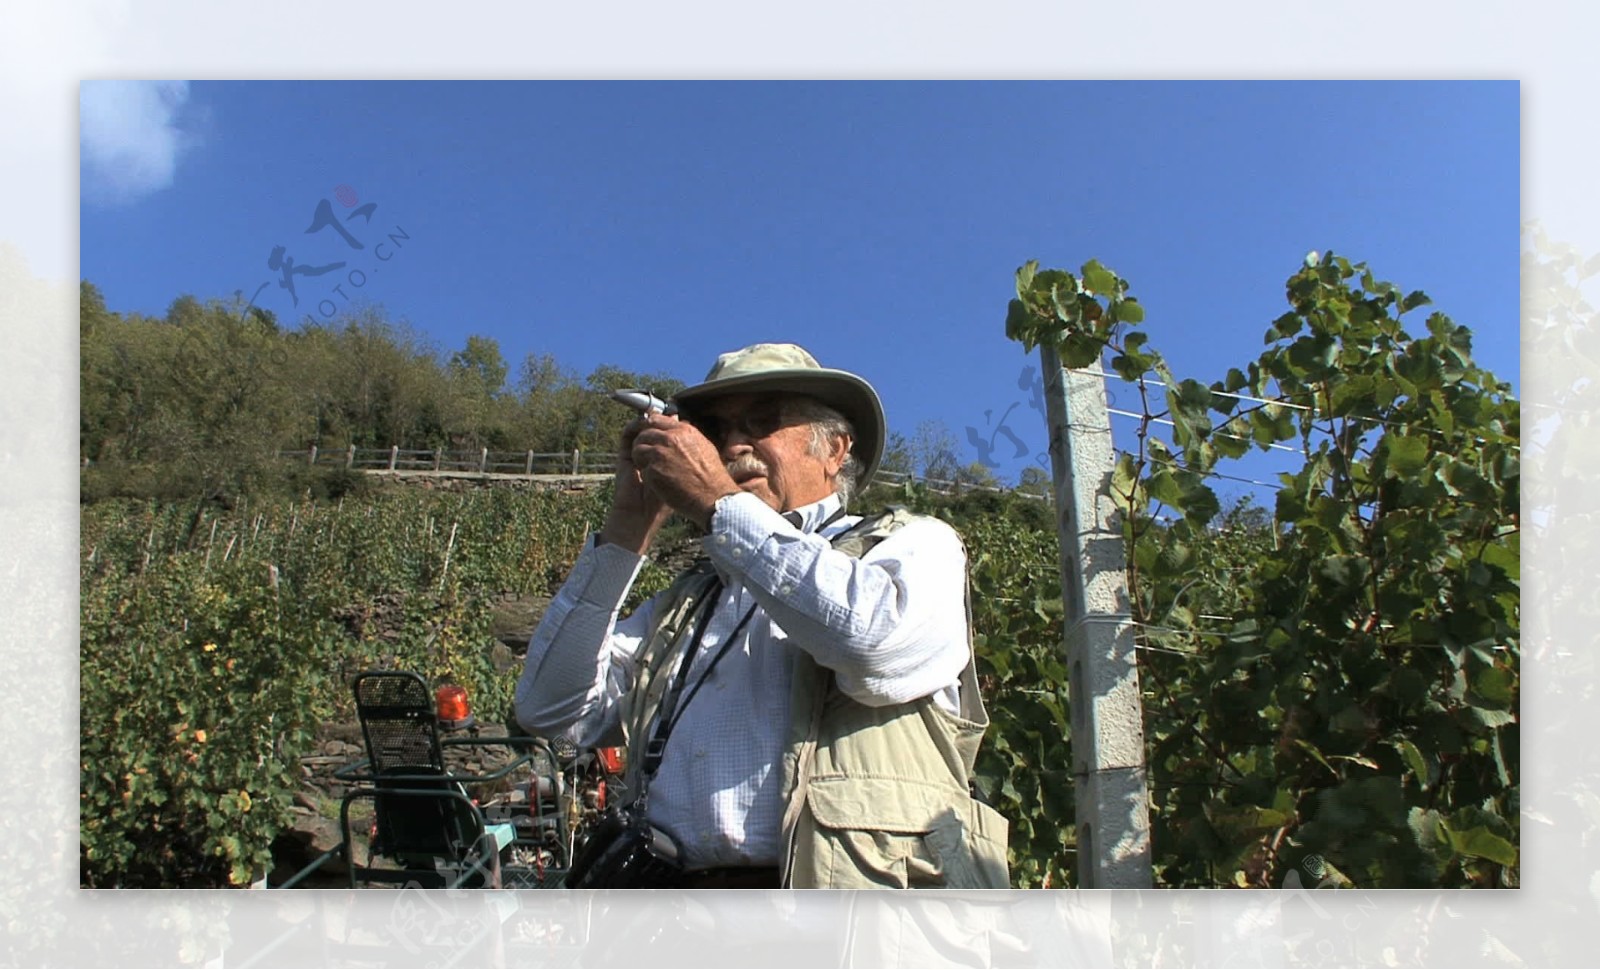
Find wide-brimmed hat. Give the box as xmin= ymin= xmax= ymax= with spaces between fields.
xmin=672 ymin=342 xmax=886 ymax=490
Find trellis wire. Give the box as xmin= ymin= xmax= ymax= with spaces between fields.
xmin=1094 ymin=368 xmax=1519 ymax=450
xmin=1106 ymin=407 xmax=1303 ymax=455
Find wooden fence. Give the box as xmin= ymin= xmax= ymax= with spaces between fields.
xmin=871 ymin=469 xmax=1046 ymax=500
xmin=277 ymin=445 xmax=616 ymax=478
xmin=83 ymin=447 xmax=1045 ymax=497
xmin=283 ymin=449 xmax=1042 ymax=497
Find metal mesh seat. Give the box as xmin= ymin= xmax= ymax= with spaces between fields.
xmin=349 ymin=671 xmax=506 ymax=887
xmin=355 ymin=671 xmax=448 ymax=774
xmin=274 ymin=670 xmax=572 ymax=889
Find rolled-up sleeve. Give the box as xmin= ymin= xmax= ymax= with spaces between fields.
xmin=705 ymin=492 xmax=969 ymax=707
xmin=513 ymin=536 xmax=656 ymax=747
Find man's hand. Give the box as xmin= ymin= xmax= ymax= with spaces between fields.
xmin=597 ymin=414 xmax=674 ymax=553
xmin=630 ymin=412 xmax=741 ymax=530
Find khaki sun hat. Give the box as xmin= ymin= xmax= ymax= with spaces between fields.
xmin=671 ymin=343 xmax=886 ymax=490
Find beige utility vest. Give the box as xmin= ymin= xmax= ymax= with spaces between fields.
xmin=616 ymin=508 xmax=1010 ymax=889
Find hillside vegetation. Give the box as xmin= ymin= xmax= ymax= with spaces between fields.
xmin=79 ymin=249 xmax=1519 ymax=896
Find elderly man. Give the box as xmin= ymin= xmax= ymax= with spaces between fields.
xmin=514 ymin=343 xmax=1008 ymax=888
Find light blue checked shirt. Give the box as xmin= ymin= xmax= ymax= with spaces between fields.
xmin=514 ymin=490 xmax=969 ymax=869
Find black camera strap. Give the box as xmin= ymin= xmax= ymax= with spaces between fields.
xmin=639 ymin=586 xmax=755 ymax=789
xmin=637 ymin=504 xmax=850 ymax=794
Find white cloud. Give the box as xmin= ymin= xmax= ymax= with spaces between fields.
xmin=79 ymin=79 xmax=193 ymax=203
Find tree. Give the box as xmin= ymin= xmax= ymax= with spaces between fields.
xmin=280 ymin=322 xmax=347 ymax=447
xmin=1004 ymin=253 xmax=1519 ymax=889
xmin=80 ymin=281 xmax=126 ymax=462
xmin=510 ymin=352 xmax=583 ymax=453
xmin=448 ymin=334 xmax=509 ymax=397
xmin=1016 ymin=464 xmax=1053 ymax=501
xmin=879 ymin=430 xmax=914 ymax=478
xmin=160 ymin=296 xmax=306 ymax=498
xmin=444 ymin=334 xmax=511 ymax=449
xmin=164 ymin=293 xmax=205 ymax=328
xmin=326 ymin=310 xmax=440 ymax=448
xmin=955 ymin=460 xmax=1000 ymax=491
xmin=910 ymin=419 xmax=962 ymax=483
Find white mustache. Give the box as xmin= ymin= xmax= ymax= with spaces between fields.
xmin=726 ymin=456 xmax=768 ymax=480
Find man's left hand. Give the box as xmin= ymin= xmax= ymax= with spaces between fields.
xmin=630 ymin=414 xmax=740 ymax=529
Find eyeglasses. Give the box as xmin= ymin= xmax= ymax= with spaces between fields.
xmin=686 ymin=401 xmax=791 ymax=447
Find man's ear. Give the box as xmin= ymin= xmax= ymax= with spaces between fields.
xmin=829 ymin=433 xmax=853 ymax=476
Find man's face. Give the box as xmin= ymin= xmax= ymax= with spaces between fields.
xmin=687 ymin=393 xmax=849 ymax=513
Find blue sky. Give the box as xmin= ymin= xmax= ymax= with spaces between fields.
xmin=80 ymin=80 xmax=1520 ymax=493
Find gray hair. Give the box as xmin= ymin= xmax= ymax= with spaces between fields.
xmin=785 ymin=396 xmax=861 ymax=510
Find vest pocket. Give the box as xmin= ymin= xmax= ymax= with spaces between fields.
xmin=799 ymin=776 xmax=1009 ymax=889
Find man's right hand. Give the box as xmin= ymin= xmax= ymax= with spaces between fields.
xmin=597 ymin=413 xmax=673 ymax=554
